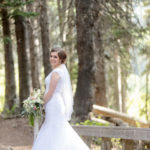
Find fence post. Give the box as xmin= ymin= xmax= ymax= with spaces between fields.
xmin=82 ymin=136 xmax=92 ymax=148
xmin=122 ymin=139 xmax=134 ymax=150
xmin=101 ymin=137 xmax=111 ymax=150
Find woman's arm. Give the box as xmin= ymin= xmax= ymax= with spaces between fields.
xmin=43 ymin=72 xmax=60 ymax=105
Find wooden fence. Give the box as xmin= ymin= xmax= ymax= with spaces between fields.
xmin=73 ymin=125 xmax=150 ymax=150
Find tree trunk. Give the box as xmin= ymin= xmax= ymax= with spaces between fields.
xmin=57 ymin=0 xmax=67 ymax=44
xmin=74 ymin=0 xmax=107 ymax=122
xmin=145 ymin=58 xmax=150 ymax=121
xmin=57 ymin=0 xmax=77 ymax=80
xmin=94 ymin=42 xmax=107 ymax=107
xmin=39 ymin=0 xmax=51 ymax=77
xmin=14 ymin=15 xmax=30 ymax=108
xmin=117 ymin=54 xmax=122 ymax=112
xmin=121 ymin=68 xmax=127 ymax=113
xmin=74 ymin=0 xmax=95 ymax=122
xmin=93 ymin=2 xmax=107 ymax=107
xmin=26 ymin=1 xmax=40 ymax=89
xmin=113 ymin=49 xmax=120 ymax=111
xmin=1 ymin=8 xmax=16 ymax=112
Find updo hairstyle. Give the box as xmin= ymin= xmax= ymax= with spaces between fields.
xmin=50 ymin=47 xmax=67 ymax=63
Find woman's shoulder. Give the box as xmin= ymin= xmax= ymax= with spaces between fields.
xmin=51 ymin=67 xmax=63 ymax=78
xmin=52 ymin=67 xmax=61 ymax=73
xmin=53 ymin=64 xmax=65 ymax=72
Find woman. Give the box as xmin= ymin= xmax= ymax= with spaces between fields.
xmin=32 ymin=48 xmax=90 ymax=150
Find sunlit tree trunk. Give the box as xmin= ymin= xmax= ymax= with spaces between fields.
xmin=121 ymin=68 xmax=127 ymax=113
xmin=39 ymin=0 xmax=51 ymax=77
xmin=57 ymin=0 xmax=67 ymax=44
xmin=117 ymin=54 xmax=122 ymax=112
xmin=145 ymin=58 xmax=150 ymax=121
xmin=1 ymin=8 xmax=16 ymax=113
xmin=14 ymin=15 xmax=30 ymax=108
xmin=113 ymin=48 xmax=128 ymax=112
xmin=57 ymin=0 xmax=77 ymax=80
xmin=26 ymin=1 xmax=40 ymax=89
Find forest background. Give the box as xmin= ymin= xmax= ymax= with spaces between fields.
xmin=0 ymin=0 xmax=150 ymax=125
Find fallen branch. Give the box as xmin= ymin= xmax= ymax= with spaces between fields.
xmin=93 ymin=104 xmax=150 ymax=128
xmin=91 ymin=116 xmax=112 ymax=125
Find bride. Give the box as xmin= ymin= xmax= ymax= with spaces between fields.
xmin=32 ymin=47 xmax=90 ymax=150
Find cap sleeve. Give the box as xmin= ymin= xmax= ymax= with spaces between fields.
xmin=52 ymin=68 xmax=63 ymax=78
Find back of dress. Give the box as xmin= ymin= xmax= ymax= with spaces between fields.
xmin=45 ymin=64 xmax=73 ymax=121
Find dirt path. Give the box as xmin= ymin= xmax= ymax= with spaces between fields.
xmin=0 ymin=116 xmax=33 ymax=150
xmin=0 ymin=116 xmax=102 ymax=150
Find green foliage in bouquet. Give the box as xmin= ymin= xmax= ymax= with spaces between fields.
xmin=22 ymin=89 xmax=44 ymax=126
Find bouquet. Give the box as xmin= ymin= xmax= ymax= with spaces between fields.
xmin=22 ymin=89 xmax=44 ymax=126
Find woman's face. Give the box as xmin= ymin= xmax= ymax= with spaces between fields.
xmin=50 ymin=52 xmax=61 ymax=69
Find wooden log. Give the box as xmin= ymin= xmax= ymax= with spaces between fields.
xmin=93 ymin=104 xmax=149 ymax=128
xmin=104 ymin=117 xmax=129 ymax=127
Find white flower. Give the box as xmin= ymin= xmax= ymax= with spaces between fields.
xmin=22 ymin=89 xmax=44 ymax=126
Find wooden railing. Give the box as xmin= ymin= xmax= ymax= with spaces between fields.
xmin=72 ymin=125 xmax=150 ymax=150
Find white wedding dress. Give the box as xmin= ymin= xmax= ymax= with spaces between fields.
xmin=32 ymin=64 xmax=90 ymax=150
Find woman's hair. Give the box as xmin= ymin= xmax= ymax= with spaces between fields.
xmin=50 ymin=47 xmax=67 ymax=63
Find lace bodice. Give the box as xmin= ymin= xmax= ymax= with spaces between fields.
xmin=45 ymin=67 xmax=63 ymax=94
xmin=44 ymin=64 xmax=73 ymax=121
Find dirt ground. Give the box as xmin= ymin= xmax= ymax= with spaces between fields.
xmin=0 ymin=116 xmax=33 ymax=150
xmin=0 ymin=116 xmax=102 ymax=150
